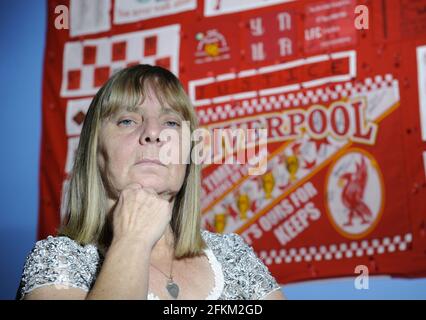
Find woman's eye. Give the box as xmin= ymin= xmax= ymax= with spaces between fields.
xmin=118 ymin=119 xmax=136 ymax=127
xmin=165 ymin=120 xmax=180 ymax=128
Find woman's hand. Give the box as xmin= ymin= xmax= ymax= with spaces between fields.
xmin=110 ymin=183 xmax=172 ymax=250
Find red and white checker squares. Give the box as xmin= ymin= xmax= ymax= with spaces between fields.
xmin=60 ymin=24 xmax=180 ymax=98
xmin=195 ymin=74 xmax=396 ymax=125
xmin=258 ymin=233 xmax=413 ymax=265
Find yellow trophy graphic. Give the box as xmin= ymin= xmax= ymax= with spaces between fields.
xmin=214 ymin=212 xmax=227 ymax=233
xmin=261 ymin=171 xmax=276 ymax=199
xmin=285 ymin=155 xmax=299 ymax=182
xmin=285 ymin=143 xmax=302 ymax=182
xmin=236 ymin=192 xmax=250 ymax=221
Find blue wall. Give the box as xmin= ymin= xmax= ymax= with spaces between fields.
xmin=0 ymin=0 xmax=45 ymax=299
xmin=0 ymin=0 xmax=425 ymax=300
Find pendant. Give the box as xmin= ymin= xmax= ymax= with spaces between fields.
xmin=166 ymin=279 xmax=179 ymax=299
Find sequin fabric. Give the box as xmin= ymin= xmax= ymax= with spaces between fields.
xmin=201 ymin=230 xmax=281 ymax=300
xmin=17 ymin=236 xmax=101 ymax=300
xmin=17 ymin=230 xmax=280 ymax=300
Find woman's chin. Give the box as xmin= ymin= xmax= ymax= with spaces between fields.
xmin=130 ymin=178 xmax=162 ymax=192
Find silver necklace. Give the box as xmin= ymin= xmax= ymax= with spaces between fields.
xmin=150 ymin=258 xmax=179 ymax=299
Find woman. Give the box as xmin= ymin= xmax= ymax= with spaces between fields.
xmin=17 ymin=64 xmax=285 ymax=300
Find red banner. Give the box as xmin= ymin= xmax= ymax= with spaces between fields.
xmin=39 ymin=0 xmax=426 ymax=284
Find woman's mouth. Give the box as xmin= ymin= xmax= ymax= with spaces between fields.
xmin=135 ymin=158 xmax=166 ymax=167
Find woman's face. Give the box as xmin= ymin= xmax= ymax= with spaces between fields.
xmin=97 ymin=89 xmax=188 ymax=200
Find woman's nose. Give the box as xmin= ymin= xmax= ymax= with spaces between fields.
xmin=140 ymin=118 xmax=162 ymax=144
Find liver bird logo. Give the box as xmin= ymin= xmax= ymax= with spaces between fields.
xmin=338 ymin=157 xmax=373 ymax=226
xmin=325 ymin=150 xmax=383 ymax=239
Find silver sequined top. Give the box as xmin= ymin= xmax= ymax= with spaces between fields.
xmin=17 ymin=230 xmax=281 ymax=300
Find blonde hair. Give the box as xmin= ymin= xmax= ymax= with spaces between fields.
xmin=59 ymin=64 xmax=205 ymax=258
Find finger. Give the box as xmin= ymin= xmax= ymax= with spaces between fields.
xmin=156 ymin=190 xmax=174 ymax=202
xmin=142 ymin=187 xmax=157 ymax=195
xmin=137 ymin=190 xmax=158 ymax=210
xmin=142 ymin=195 xmax=156 ymax=211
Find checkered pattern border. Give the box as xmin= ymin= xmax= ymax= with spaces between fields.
xmin=196 ymin=74 xmax=396 ymax=125
xmin=258 ymin=233 xmax=413 ymax=265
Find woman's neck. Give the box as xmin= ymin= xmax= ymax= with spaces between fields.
xmin=151 ymin=225 xmax=175 ymax=260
